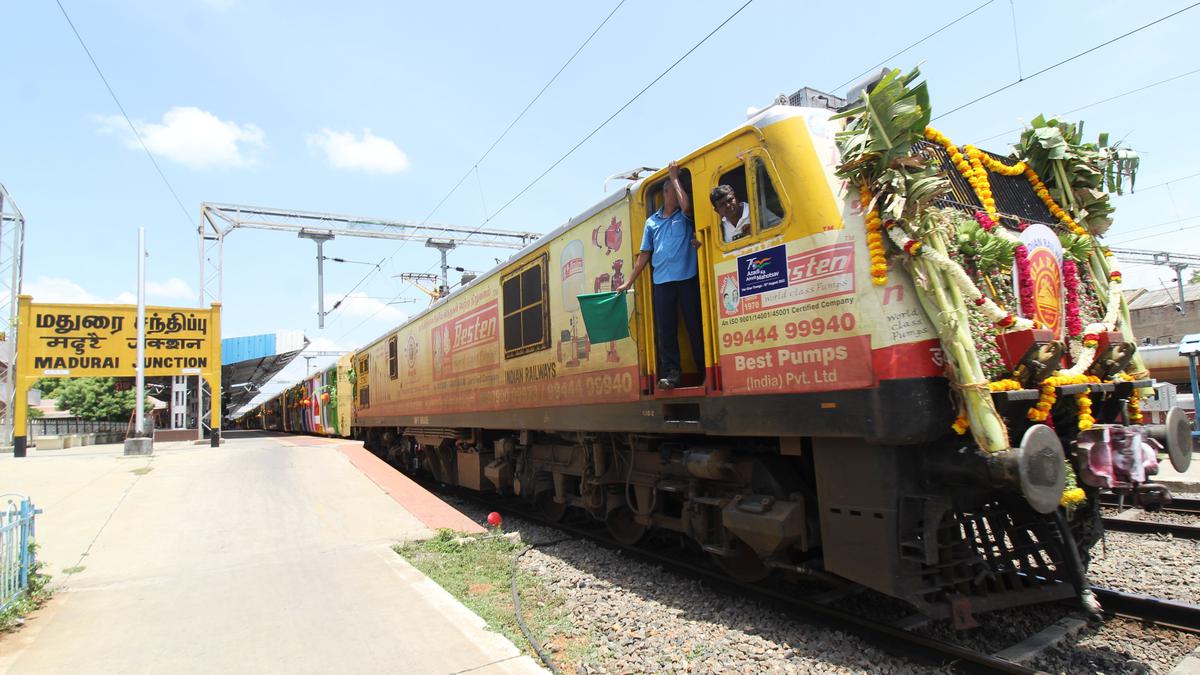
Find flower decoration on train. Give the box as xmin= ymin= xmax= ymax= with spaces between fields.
xmin=833 ymin=65 xmax=1148 ymax=462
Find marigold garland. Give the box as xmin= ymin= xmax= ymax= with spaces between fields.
xmin=1027 ymin=373 xmax=1099 ymax=423
xmin=1061 ymin=487 xmax=1087 ymax=508
xmin=976 ymin=150 xmax=1027 ymax=177
xmin=964 ymin=146 xmax=997 ymax=220
xmin=927 ymin=125 xmax=1093 ymax=239
xmin=925 ymin=127 xmax=1003 ymax=221
xmin=1128 ymin=389 xmax=1144 ymax=424
xmin=859 ymin=182 xmax=889 ymax=286
xmin=951 ymin=414 xmax=970 ymax=435
xmin=987 ymin=378 xmax=1022 ymax=392
xmin=1023 ymin=165 xmax=1090 ymax=238
xmin=1075 ymin=390 xmax=1095 ymax=430
xmin=1061 ymin=462 xmax=1087 ymax=508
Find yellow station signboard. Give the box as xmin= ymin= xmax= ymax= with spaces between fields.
xmin=12 ymin=295 xmax=222 ymax=455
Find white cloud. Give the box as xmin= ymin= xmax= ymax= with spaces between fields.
xmin=306 ymin=128 xmax=410 ymax=174
xmin=98 ymin=106 xmax=265 ymax=170
xmin=323 ymin=292 xmax=409 ymax=323
xmin=25 ymin=276 xmax=195 ymax=305
xmin=146 ymin=277 xmax=196 ymax=301
xmin=25 ymin=276 xmax=111 ymax=304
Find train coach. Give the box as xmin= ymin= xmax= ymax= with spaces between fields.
xmin=242 ymin=70 xmax=1196 ymax=623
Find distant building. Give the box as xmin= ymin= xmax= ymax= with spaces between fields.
xmin=33 ymin=396 xmax=168 ymax=426
xmin=1125 ymin=284 xmax=1200 ymax=346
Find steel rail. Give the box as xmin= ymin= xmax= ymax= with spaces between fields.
xmin=429 ymin=481 xmax=1037 ymax=675
xmin=1099 ymin=493 xmax=1200 ymax=516
xmin=1092 ymin=587 xmax=1200 ymax=633
xmin=1101 ymin=517 xmax=1200 ymax=540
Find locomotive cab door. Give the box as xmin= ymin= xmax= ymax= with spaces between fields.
xmin=631 ymin=161 xmax=718 ymax=395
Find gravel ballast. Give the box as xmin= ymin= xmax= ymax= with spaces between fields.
xmin=436 ymin=496 xmax=1199 ymax=673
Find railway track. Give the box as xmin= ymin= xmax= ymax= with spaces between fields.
xmin=428 ymin=481 xmax=1042 ymax=674
xmin=1091 ymin=587 xmax=1200 ymax=634
xmin=1100 ymin=493 xmax=1200 ymax=540
xmin=1099 ymin=493 xmax=1200 ymax=516
xmin=413 ymin=476 xmax=1200 ymax=671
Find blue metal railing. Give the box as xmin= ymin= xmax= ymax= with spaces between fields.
xmin=0 ymin=496 xmax=42 ymax=613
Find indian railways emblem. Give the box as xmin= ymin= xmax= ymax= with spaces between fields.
xmin=405 ymin=335 xmax=418 ymax=374
xmin=1016 ymin=223 xmax=1064 ymax=338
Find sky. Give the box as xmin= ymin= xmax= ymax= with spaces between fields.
xmin=4 ymin=0 xmax=1200 ymax=409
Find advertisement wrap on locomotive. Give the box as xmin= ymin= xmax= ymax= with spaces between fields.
xmin=236 ymin=71 xmax=1196 ymax=623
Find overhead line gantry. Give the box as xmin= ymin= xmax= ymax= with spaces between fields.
xmin=198 ymin=202 xmax=541 ymax=327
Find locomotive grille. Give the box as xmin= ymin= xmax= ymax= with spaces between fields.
xmin=901 ymin=499 xmax=1075 ymax=611
xmin=914 ymin=140 xmax=1057 ymax=227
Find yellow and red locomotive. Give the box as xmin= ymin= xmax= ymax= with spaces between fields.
xmin=240 ymin=71 xmax=1195 ymax=621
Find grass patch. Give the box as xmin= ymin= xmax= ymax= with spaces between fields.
xmin=130 ymin=467 xmax=153 ymax=476
xmin=394 ymin=529 xmax=596 ymax=670
xmin=0 ymin=543 xmax=53 ymax=633
xmin=62 ymin=566 xmax=85 ymax=575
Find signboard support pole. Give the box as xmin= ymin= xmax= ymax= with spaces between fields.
xmin=124 ymin=230 xmax=153 ymax=456
xmin=209 ymin=302 xmax=221 ymax=447
xmin=13 ymin=296 xmax=31 ymax=457
xmin=135 ymin=228 xmax=146 ymax=436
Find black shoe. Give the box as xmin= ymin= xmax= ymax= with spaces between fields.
xmin=658 ymin=371 xmax=681 ymax=389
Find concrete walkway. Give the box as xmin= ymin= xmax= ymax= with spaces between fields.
xmin=1153 ymin=451 xmax=1200 ymax=492
xmin=0 ymin=432 xmax=543 ymax=675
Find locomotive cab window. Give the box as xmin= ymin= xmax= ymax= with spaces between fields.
xmin=502 ymin=253 xmax=550 ymax=359
xmin=712 ymin=156 xmax=787 ymax=245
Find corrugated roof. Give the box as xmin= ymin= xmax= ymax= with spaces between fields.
xmin=1126 ymin=283 xmax=1200 ymax=310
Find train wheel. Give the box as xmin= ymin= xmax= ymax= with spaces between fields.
xmin=536 ymin=491 xmax=568 ymax=523
xmin=711 ymin=540 xmax=770 ymax=583
xmin=606 ymin=506 xmax=646 ymax=546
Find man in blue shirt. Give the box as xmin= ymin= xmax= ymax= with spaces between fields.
xmin=617 ymin=161 xmax=703 ymax=389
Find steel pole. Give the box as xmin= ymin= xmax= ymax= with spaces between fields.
xmin=0 ymin=188 xmax=8 ymax=448
xmin=317 ymin=239 xmax=326 ymax=328
xmin=1188 ymin=354 xmax=1200 ymax=440
xmin=135 ymin=228 xmax=146 ymax=436
xmin=1177 ymin=264 xmax=1188 ymax=317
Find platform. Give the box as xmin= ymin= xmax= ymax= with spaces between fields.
xmin=0 ymin=431 xmax=536 ymax=675
xmin=1153 ymin=451 xmax=1200 ymax=493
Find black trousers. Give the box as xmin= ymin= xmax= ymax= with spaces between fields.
xmin=652 ymin=276 xmax=704 ymax=377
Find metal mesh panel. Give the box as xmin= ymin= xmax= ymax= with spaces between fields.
xmin=915 ymin=140 xmax=1057 ymax=227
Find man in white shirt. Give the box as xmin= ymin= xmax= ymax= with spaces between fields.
xmin=710 ymin=184 xmax=750 ymax=243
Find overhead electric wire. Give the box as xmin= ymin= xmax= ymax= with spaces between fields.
xmin=325 ymin=1 xmax=627 ymax=333
xmin=973 ymin=66 xmax=1200 ymax=144
xmin=1117 ymin=169 xmax=1200 ymax=195
xmin=323 ymin=258 xmax=384 ymax=317
xmin=414 ymin=0 xmax=628 ymax=230
xmin=54 ymin=0 xmax=194 ymax=228
xmin=1108 ymin=215 xmax=1200 ymax=246
xmin=473 ymin=0 xmax=756 ymax=232
xmin=1008 ymin=0 xmax=1024 ymax=79
xmin=335 ymin=1 xmax=757 ymax=342
xmin=934 ymin=2 xmax=1200 ymax=121
xmin=826 ymin=0 xmax=996 ymax=94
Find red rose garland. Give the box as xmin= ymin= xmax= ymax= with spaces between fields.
xmin=1063 ymin=259 xmax=1082 ymax=337
xmin=973 ymin=210 xmax=996 ymax=231
xmin=1013 ymin=244 xmax=1036 ymax=320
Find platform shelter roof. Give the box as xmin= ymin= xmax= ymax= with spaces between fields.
xmin=221 ymin=330 xmax=308 ymax=413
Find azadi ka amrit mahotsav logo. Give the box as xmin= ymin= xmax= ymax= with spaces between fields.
xmin=738 ymin=244 xmax=788 ymax=296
